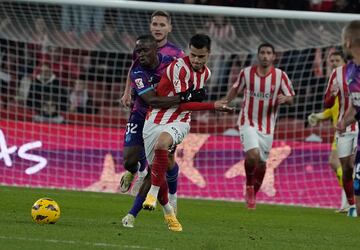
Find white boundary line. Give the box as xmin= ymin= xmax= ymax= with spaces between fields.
xmin=0 ymin=235 xmax=163 ymax=250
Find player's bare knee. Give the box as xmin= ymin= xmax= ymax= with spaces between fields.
xmin=155 ymin=132 xmax=173 ymax=150
xmin=246 ymin=149 xmax=260 ymax=165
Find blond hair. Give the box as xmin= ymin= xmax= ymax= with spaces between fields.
xmin=343 ymin=20 xmax=360 ymax=45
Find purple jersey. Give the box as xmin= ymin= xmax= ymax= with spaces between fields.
xmin=347 ymin=61 xmax=360 ymax=147
xmin=129 ymin=53 xmax=174 ymax=119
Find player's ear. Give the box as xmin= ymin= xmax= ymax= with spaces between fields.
xmin=168 ymin=23 xmax=172 ymax=33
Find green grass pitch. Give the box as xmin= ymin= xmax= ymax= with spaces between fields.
xmin=1 ymin=185 xmax=359 ymax=250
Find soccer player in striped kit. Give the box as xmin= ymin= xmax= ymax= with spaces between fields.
xmin=324 ymin=51 xmax=358 ymax=216
xmin=224 ymin=43 xmax=295 ymax=209
xmin=336 ymin=20 xmax=360 ymax=217
xmin=141 ymin=34 xmax=232 ymax=231
xmin=308 ymin=51 xmax=351 ymax=213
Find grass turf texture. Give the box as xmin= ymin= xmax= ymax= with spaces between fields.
xmin=0 ymin=186 xmax=359 ymax=250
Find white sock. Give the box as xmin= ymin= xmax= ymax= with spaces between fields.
xmin=138 ymin=168 xmax=148 ymax=178
xmin=341 ymin=190 xmax=349 ymax=209
xmin=162 ymin=202 xmax=174 ymax=215
xmin=148 ymin=185 xmax=160 ymax=198
xmin=169 ymin=193 xmax=177 ymax=204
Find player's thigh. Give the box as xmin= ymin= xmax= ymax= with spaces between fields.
xmin=143 ymin=121 xmax=163 ymax=165
xmin=329 ymin=148 xmax=341 ymax=171
xmin=240 ymin=126 xmax=259 ymax=153
xmin=257 ymin=130 xmax=273 ymax=162
xmin=124 ymin=115 xmax=145 ymax=148
xmin=336 ymin=132 xmax=357 ymax=159
xmin=162 ymin=122 xmax=190 ymax=148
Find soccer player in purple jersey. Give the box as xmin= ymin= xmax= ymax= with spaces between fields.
xmin=120 ymin=35 xmax=204 ymax=228
xmin=336 ymin=20 xmax=360 ymax=217
xmin=120 ymin=11 xmax=184 ymax=204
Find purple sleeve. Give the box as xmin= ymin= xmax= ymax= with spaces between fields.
xmin=130 ymin=72 xmax=153 ymax=96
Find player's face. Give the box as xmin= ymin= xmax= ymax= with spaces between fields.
xmin=257 ymin=47 xmax=275 ymax=68
xmin=134 ymin=41 xmax=157 ymax=67
xmin=189 ymin=45 xmax=210 ymax=71
xmin=329 ymin=55 xmax=345 ymax=70
xmin=150 ymin=16 xmax=172 ymax=43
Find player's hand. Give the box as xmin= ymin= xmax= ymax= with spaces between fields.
xmin=214 ymin=100 xmax=234 ymax=112
xmin=179 ymin=87 xmax=207 ymax=103
xmin=307 ymin=113 xmax=319 ymax=127
xmin=277 ymin=94 xmax=291 ymax=104
xmin=336 ymin=120 xmax=346 ymax=134
xmin=120 ymin=93 xmax=131 ymax=108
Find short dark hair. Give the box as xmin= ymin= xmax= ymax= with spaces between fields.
xmin=257 ymin=43 xmax=275 ymax=54
xmin=151 ymin=10 xmax=171 ymax=23
xmin=189 ymin=34 xmax=211 ymax=51
xmin=136 ymin=34 xmax=157 ymax=47
xmin=329 ymin=50 xmax=345 ymax=60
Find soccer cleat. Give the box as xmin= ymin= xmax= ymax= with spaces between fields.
xmin=347 ymin=205 xmax=358 ymax=217
xmin=120 ymin=171 xmax=135 ymax=193
xmin=245 ymin=186 xmax=256 ymax=209
xmin=142 ymin=194 xmax=157 ymax=211
xmin=164 ymin=214 xmax=182 ymax=232
xmin=130 ymin=175 xmax=145 ymax=196
xmin=336 ymin=205 xmax=350 ymax=213
xmin=121 ymin=214 xmax=135 ymax=228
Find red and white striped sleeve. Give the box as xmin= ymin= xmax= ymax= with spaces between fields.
xmin=232 ymin=69 xmax=246 ymax=93
xmin=280 ymin=71 xmax=295 ymax=96
xmin=324 ymin=69 xmax=338 ymax=108
xmin=166 ymin=59 xmax=189 ymax=94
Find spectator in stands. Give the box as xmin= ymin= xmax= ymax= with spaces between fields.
xmin=27 ymin=63 xmax=67 ymax=122
xmin=80 ymin=6 xmax=104 ymax=34
xmin=0 ymin=55 xmax=11 ymax=107
xmin=27 ymin=17 xmax=51 ymax=72
xmin=15 ymin=75 xmax=32 ymax=105
xmin=333 ymin=0 xmax=360 ymax=13
xmin=61 ymin=5 xmax=81 ymax=34
xmin=69 ymin=75 xmax=96 ymax=114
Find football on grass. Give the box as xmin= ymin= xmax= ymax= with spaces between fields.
xmin=31 ymin=198 xmax=61 ymax=224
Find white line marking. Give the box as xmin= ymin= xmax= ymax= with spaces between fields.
xmin=0 ymin=235 xmax=163 ymax=249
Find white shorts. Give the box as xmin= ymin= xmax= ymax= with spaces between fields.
xmin=143 ymin=120 xmax=190 ymax=165
xmin=335 ymin=131 xmax=357 ymax=158
xmin=239 ymin=126 xmax=273 ymax=161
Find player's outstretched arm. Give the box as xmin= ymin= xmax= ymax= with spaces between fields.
xmin=120 ymin=71 xmax=132 ymax=108
xmin=178 ymin=100 xmax=233 ymax=112
xmin=141 ymin=89 xmax=181 ymax=108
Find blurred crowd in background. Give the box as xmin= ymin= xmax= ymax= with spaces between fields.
xmin=0 ymin=1 xmax=355 ymax=125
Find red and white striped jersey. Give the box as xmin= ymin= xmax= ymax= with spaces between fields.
xmin=146 ymin=56 xmax=211 ymax=124
xmin=233 ymin=65 xmax=295 ymax=134
xmin=324 ymin=65 xmax=357 ymax=132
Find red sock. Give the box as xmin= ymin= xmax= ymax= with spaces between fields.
xmin=343 ymin=179 xmax=355 ymax=205
xmin=151 ymin=149 xmax=169 ymax=187
xmin=158 ymin=181 xmax=169 ymax=206
xmin=245 ymin=159 xmax=256 ymax=186
xmin=254 ymin=165 xmax=266 ymax=194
